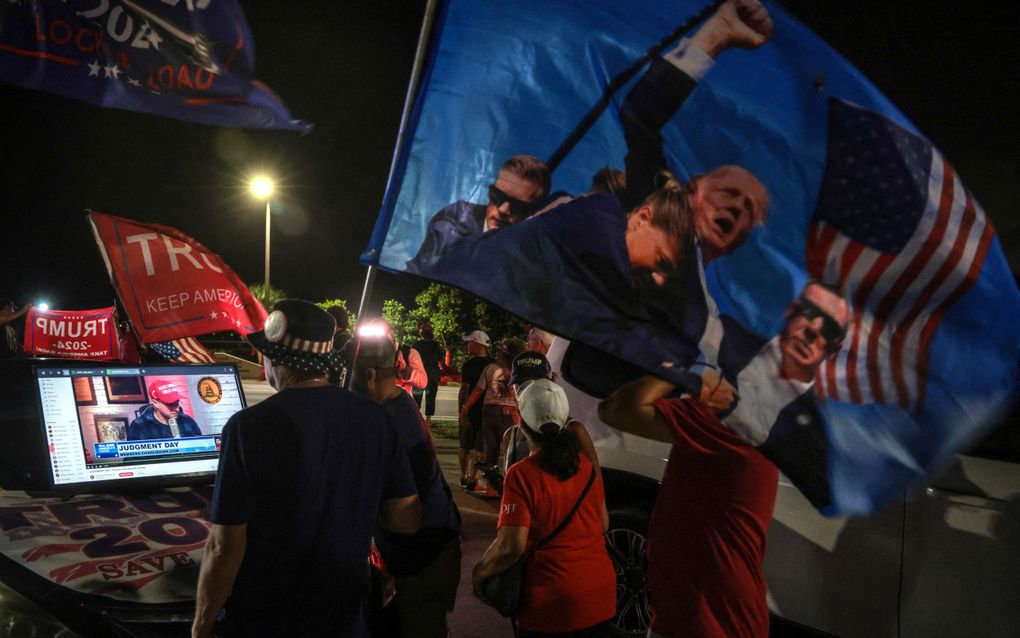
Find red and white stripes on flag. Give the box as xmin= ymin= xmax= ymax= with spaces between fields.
xmin=174 ymin=337 xmax=217 ymax=364
xmin=807 ymin=154 xmax=994 ymax=411
xmin=156 ymin=337 xmax=218 ymax=364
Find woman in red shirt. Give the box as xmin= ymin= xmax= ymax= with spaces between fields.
xmin=473 ymin=380 xmax=616 ymax=637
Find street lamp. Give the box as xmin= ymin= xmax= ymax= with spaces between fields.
xmin=249 ymin=176 xmax=274 ymax=289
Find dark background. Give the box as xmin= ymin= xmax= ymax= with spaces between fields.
xmin=2 ymin=1 xmax=1017 ymax=316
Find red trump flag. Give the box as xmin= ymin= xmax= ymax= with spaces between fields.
xmin=89 ymin=212 xmax=267 ymax=344
xmin=24 ymin=306 xmax=120 ymax=360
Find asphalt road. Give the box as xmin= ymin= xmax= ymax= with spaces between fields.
xmin=435 ymin=438 xmax=515 ymax=638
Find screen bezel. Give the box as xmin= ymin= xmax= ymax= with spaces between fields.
xmin=27 ymin=359 xmax=246 ymax=494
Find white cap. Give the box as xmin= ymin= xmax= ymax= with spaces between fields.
xmin=518 ymin=379 xmax=569 ymax=432
xmin=462 ymin=329 xmax=490 ymax=347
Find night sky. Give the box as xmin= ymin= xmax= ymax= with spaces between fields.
xmin=2 ymin=1 xmax=1018 ymax=316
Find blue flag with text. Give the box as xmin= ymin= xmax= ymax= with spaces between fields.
xmin=0 ymin=0 xmax=309 ymax=132
xmin=363 ymin=0 xmax=1019 ymax=515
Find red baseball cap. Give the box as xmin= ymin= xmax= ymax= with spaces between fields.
xmin=148 ymin=381 xmax=182 ymax=404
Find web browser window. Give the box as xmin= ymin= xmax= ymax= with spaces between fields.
xmin=34 ymin=364 xmax=245 ymax=487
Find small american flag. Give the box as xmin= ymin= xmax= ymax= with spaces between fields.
xmin=806 ymin=100 xmax=994 ymax=412
xmin=149 ymin=337 xmax=217 ymax=364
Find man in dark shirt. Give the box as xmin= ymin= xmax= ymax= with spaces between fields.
xmin=411 ymin=323 xmax=446 ymax=428
xmin=326 ymin=305 xmax=355 ymax=386
xmin=127 ymin=381 xmax=202 ymax=440
xmin=193 ymin=299 xmax=421 ymax=638
xmin=352 ymin=328 xmax=462 ymax=638
xmin=457 ymin=329 xmax=494 ymax=488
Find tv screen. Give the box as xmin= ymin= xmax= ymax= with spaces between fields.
xmin=2 ymin=361 xmax=247 ymax=492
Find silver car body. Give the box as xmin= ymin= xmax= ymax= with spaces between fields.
xmin=547 ymin=337 xmax=1020 ymax=637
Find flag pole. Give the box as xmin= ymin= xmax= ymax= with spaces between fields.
xmin=88 ymin=210 xmax=145 ymax=355
xmin=356 ymin=0 xmax=441 ymax=322
xmin=545 ymin=0 xmax=725 ymax=172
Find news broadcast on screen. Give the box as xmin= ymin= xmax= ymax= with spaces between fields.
xmin=33 ymin=363 xmax=246 ymax=487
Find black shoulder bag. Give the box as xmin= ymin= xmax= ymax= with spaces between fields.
xmin=474 ymin=466 xmax=597 ymax=617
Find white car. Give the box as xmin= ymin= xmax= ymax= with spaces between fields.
xmin=547 ymin=338 xmax=1020 ymax=637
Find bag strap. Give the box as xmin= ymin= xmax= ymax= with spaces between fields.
xmin=529 ymin=465 xmax=597 ymax=554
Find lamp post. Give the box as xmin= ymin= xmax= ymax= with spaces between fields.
xmin=249 ymin=176 xmax=274 ymax=289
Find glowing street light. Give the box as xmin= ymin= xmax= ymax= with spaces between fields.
xmin=249 ymin=176 xmax=275 ymax=289
xmin=37 ymin=302 xmax=50 ymax=311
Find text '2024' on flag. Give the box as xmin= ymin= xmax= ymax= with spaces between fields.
xmin=0 ymin=0 xmax=309 ymax=132
xmin=363 ymin=0 xmax=1020 ymax=515
xmin=24 ymin=305 xmax=120 ymax=360
xmin=89 ymin=212 xmax=267 ymax=345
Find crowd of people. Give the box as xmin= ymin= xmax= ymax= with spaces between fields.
xmin=188 ymin=2 xmax=825 ymax=638
xmin=196 ymin=276 xmax=850 ymax=638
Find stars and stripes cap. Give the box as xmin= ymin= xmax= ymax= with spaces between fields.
xmin=247 ymin=299 xmax=344 ymax=375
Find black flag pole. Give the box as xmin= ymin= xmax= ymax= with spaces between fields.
xmin=356 ymin=0 xmax=442 ymax=323
xmin=86 ymin=208 xmax=144 ymax=352
xmin=544 ymin=0 xmax=724 ymax=173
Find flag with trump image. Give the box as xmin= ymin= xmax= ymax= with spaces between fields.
xmin=363 ymin=0 xmax=1019 ymax=515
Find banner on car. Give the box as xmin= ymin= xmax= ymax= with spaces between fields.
xmin=0 ymin=488 xmax=212 ymax=603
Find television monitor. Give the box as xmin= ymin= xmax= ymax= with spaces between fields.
xmin=0 ymin=359 xmax=247 ymax=492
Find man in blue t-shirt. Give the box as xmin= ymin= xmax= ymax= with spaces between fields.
xmin=352 ymin=324 xmax=462 ymax=638
xmin=193 ymin=300 xmax=421 ymax=638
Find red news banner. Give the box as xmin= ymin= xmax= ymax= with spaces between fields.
xmin=89 ymin=213 xmax=267 ymax=344
xmin=25 ymin=306 xmax=120 ymax=360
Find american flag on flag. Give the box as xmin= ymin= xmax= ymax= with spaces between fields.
xmin=149 ymin=337 xmax=217 ymax=364
xmin=806 ymin=99 xmax=994 ymax=412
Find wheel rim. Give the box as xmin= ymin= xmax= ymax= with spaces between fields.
xmin=605 ymin=526 xmax=650 ymax=636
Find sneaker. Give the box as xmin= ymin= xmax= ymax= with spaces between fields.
xmin=481 ymin=483 xmax=501 ymax=499
xmin=462 ymin=480 xmax=478 ymax=492
xmin=470 ymin=477 xmax=490 ymax=496
xmin=459 ymin=478 xmax=469 ymax=488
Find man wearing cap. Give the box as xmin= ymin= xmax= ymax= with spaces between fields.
xmin=127 ymin=381 xmax=202 ymax=440
xmin=193 ymin=299 xmax=421 ymax=638
xmin=457 ymin=330 xmax=494 ymax=488
xmin=351 ymin=326 xmax=462 ymax=638
xmin=460 ymin=338 xmax=526 ymax=482
xmin=497 ymin=351 xmax=601 ymax=482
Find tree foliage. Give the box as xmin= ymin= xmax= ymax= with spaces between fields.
xmin=381 ymin=299 xmax=411 ymax=341
xmin=248 ymin=284 xmax=287 ymax=312
xmin=405 ymin=283 xmax=465 ymax=346
xmin=380 ymin=283 xmax=529 ymax=367
xmin=315 ymin=298 xmax=356 ymax=332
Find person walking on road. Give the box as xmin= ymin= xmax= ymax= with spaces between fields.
xmin=193 ymin=299 xmax=421 ymax=638
xmin=352 ymin=328 xmax=462 ymax=638
xmin=474 ymin=380 xmax=615 ymax=637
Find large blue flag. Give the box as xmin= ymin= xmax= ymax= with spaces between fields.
xmin=0 ymin=0 xmax=309 ymax=132
xmin=363 ymin=0 xmax=1020 ymax=515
